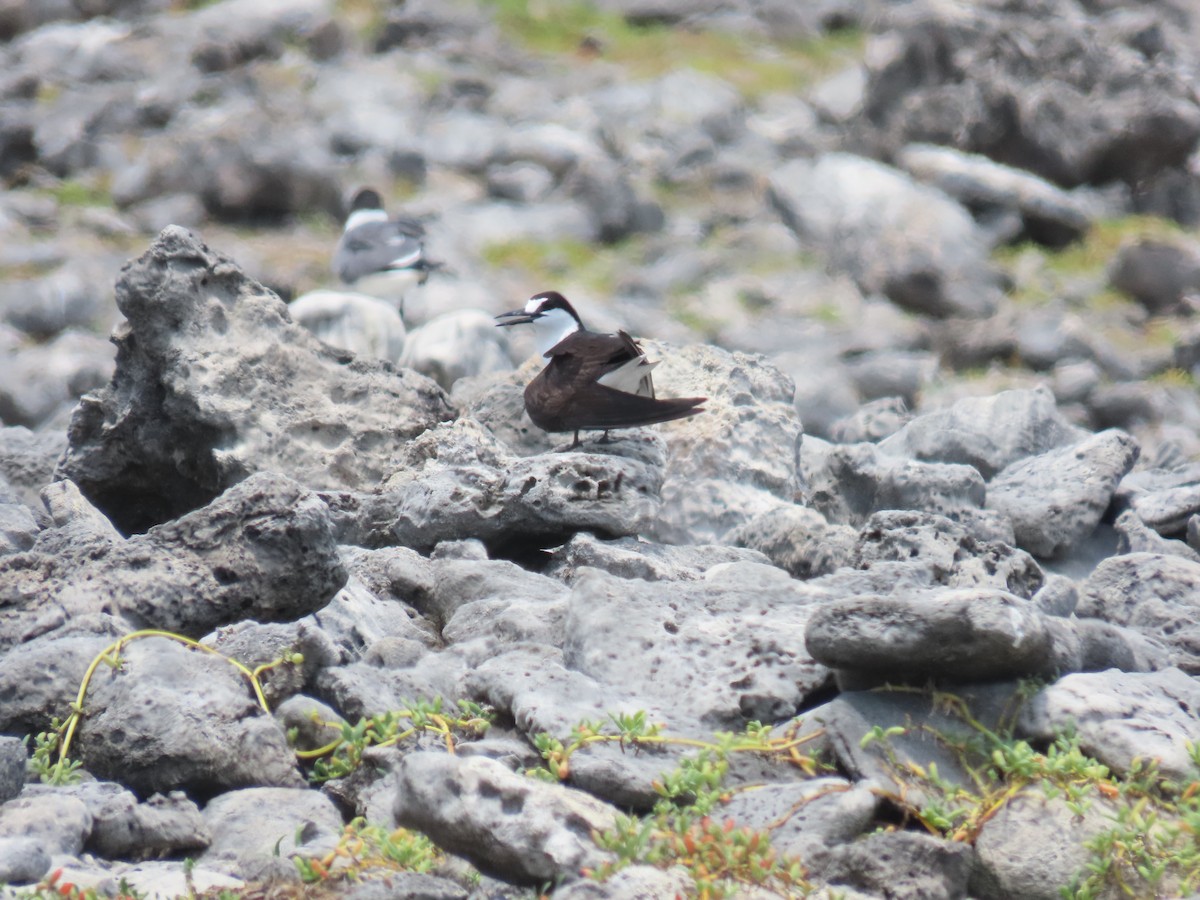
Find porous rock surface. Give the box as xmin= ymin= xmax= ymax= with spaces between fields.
xmin=4 ymin=0 xmax=1200 ymax=897
xmin=57 ymin=226 xmax=454 ymax=534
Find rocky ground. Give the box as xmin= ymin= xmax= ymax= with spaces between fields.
xmin=4 ymin=0 xmax=1200 ymax=897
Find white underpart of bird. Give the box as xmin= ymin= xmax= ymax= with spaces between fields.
xmin=527 ymin=301 xmax=581 ymax=358
xmin=596 ymin=355 xmax=657 ymax=397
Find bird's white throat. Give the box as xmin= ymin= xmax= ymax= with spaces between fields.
xmin=344 ymin=208 xmax=388 ymax=231
xmin=531 ymin=307 xmax=580 ymax=357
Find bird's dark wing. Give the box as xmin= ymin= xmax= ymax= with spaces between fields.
xmin=525 ymin=376 xmax=700 ymax=434
xmin=544 ymin=331 xmax=639 ymax=379
xmin=333 ymin=220 xmax=426 ymax=284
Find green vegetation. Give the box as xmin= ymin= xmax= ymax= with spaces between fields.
xmin=530 ymin=711 xmax=824 ymax=896
xmin=484 ymin=0 xmax=864 ymax=98
xmin=859 ymin=687 xmax=1200 ymax=899
xmin=303 ymin=697 xmax=493 ymax=782
xmin=26 ymin=631 xmax=1200 ymax=899
xmin=295 ymin=818 xmax=443 ymax=885
xmin=995 ymin=215 xmax=1193 ymax=311
xmin=43 ymin=178 xmax=113 ymax=208
xmin=483 ymin=236 xmax=642 ymax=294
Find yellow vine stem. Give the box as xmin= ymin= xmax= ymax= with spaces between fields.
xmin=58 ymin=629 xmax=281 ymax=765
xmin=293 ymin=712 xmax=468 ymax=762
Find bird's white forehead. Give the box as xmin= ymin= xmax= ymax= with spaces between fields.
xmin=524 ymin=297 xmax=543 ymax=314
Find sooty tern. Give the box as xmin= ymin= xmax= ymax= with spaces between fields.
xmin=332 ymin=187 xmax=438 ymax=312
xmin=495 ymin=291 xmax=706 ymax=449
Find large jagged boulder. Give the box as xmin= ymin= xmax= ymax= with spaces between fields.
xmin=58 ymin=227 xmax=454 ymax=534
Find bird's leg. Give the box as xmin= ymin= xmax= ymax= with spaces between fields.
xmin=571 ymin=430 xmax=581 ymax=449
xmin=598 ymin=429 xmax=612 ymax=444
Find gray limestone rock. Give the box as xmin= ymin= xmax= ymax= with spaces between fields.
xmin=288 ymin=289 xmax=407 ymax=363
xmin=805 ymin=589 xmax=1054 ymax=682
xmin=544 ymin=531 xmax=771 ymax=583
xmin=201 ymin=619 xmax=339 ymax=705
xmin=199 ymin=787 xmax=344 ymax=870
xmin=1129 ymin=482 xmax=1200 ymax=537
xmin=0 ymin=329 xmax=113 ymax=428
xmin=0 ymin=791 xmax=91 ymax=855
xmin=552 ymin=865 xmax=695 ymax=900
xmin=850 ymin=0 xmax=1200 ymax=188
xmin=1077 ymin=552 xmax=1200 ymax=672
xmin=985 ymin=429 xmax=1139 ymax=558
xmin=827 ymin=395 xmax=912 ymax=444
xmin=392 ymin=752 xmax=618 ymax=885
xmin=769 ymin=153 xmax=1003 ymax=318
xmin=0 ymin=836 xmax=51 ymax=885
xmin=467 ymin=646 xmax=684 ymax=809
xmin=642 ymin=341 xmax=802 ymax=544
xmin=25 ymin=780 xmax=210 ymax=860
xmin=718 ymin=776 xmax=877 ymax=863
xmin=1108 ymin=237 xmax=1200 ymax=314
xmin=971 ymin=791 xmax=1121 ymax=900
xmin=819 ymin=830 xmax=973 ymax=900
xmin=1019 ymin=667 xmax=1200 ymax=782
xmin=878 ymin=386 xmax=1087 ymax=479
xmin=807 ymin=684 xmax=1020 ymax=811
xmin=0 ymin=738 xmax=24 ymax=805
xmin=853 ymin=511 xmax=1045 ymax=599
xmin=0 ymin=425 xmax=66 ymax=509
xmin=726 ymin=505 xmax=857 ymax=580
xmin=1114 ymin=508 xmax=1200 ymax=561
xmin=434 ymin=558 xmax=568 ymax=648
xmin=323 ymin=419 xmax=663 ymax=554
xmin=400 ymin=309 xmax=514 ymax=391
xmin=801 ymin=438 xmax=986 ymax=528
xmin=896 ymin=143 xmax=1096 ymax=247
xmin=0 ymin=499 xmax=38 ymax=555
xmin=57 ymin=227 xmax=454 ymax=534
xmin=565 ymin=565 xmax=831 ymax=729
xmin=0 ymin=622 xmax=123 ymax=735
xmin=0 ymin=472 xmax=345 ymax=648
xmin=76 ymin=635 xmax=304 ymax=795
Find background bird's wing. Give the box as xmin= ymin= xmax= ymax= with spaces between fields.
xmin=334 ymin=221 xmax=425 ymax=282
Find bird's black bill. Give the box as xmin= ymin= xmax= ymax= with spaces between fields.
xmin=495 ymin=309 xmax=535 ymax=327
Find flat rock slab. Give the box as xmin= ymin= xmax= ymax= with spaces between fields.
xmin=972 ymin=790 xmax=1121 ymax=900
xmin=327 ymin=420 xmax=662 ymax=553
xmin=805 ymin=589 xmax=1054 ymax=682
xmin=545 ymin=531 xmax=770 ymax=583
xmin=802 ymin=439 xmax=986 ymax=528
xmin=1077 ymin=552 xmax=1200 ymax=672
xmin=806 ymin=684 xmax=1023 ymax=810
xmin=58 ymin=226 xmax=454 ymax=533
xmin=392 ymin=752 xmax=618 ymax=885
xmin=199 ymin=786 xmax=344 ymax=866
xmin=564 ymin=564 xmax=832 ymax=729
xmin=77 ymin=636 xmax=304 ymax=796
xmin=768 ymin=153 xmax=1002 ymax=319
xmin=818 ymin=830 xmax=973 ymax=900
xmin=878 ymin=386 xmax=1087 ymax=479
xmin=717 ymin=776 xmax=877 ymax=862
xmin=467 ymin=646 xmax=688 ymax=809
xmin=852 ymin=511 xmax=1045 ymax=599
xmin=0 ymin=472 xmax=345 ymax=648
xmin=1018 ymin=667 xmax=1200 ymax=781
xmin=985 ymin=429 xmax=1139 ymax=558
xmin=640 ymin=341 xmax=802 ymax=543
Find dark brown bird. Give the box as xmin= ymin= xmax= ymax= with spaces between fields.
xmin=495 ymin=291 xmax=706 ymax=449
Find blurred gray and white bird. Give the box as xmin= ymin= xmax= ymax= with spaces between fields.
xmin=332 ymin=187 xmax=437 ymax=313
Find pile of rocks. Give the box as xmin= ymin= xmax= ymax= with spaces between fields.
xmin=2 ymin=0 xmax=1200 ymax=897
